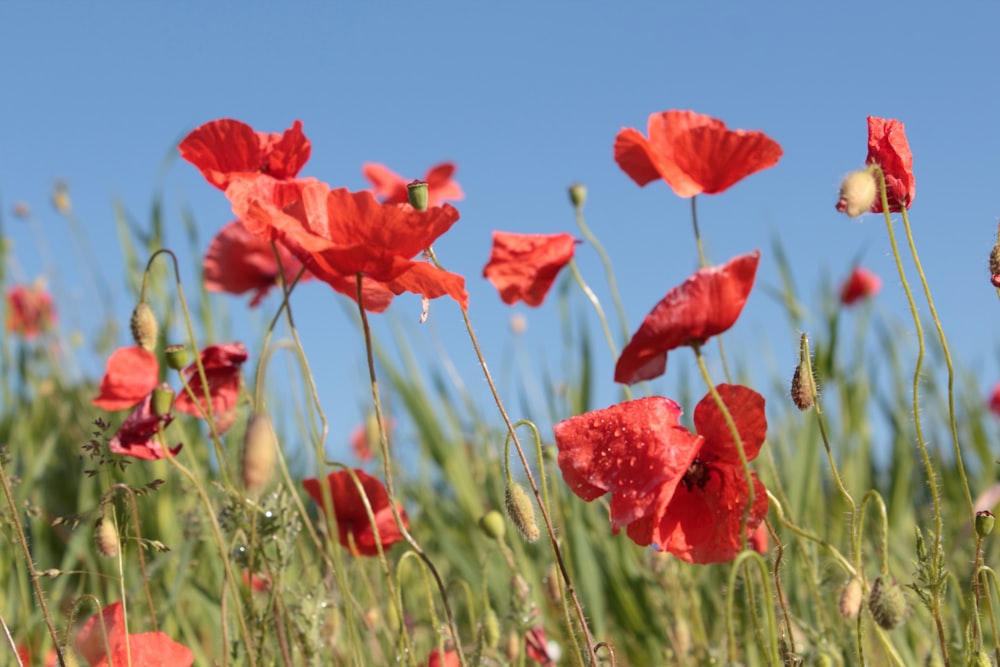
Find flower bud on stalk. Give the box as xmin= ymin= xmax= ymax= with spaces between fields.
xmin=129 ymin=302 xmax=158 ymax=352
xmin=478 ymin=510 xmax=506 ymax=541
xmin=165 ymin=344 xmax=189 ymax=371
xmin=976 ymin=510 xmax=995 ymax=538
xmin=242 ymin=413 xmax=276 ymax=494
xmin=838 ymin=577 xmax=864 ymax=619
xmin=568 ymin=183 xmax=587 ymax=208
xmin=152 ymin=383 xmax=175 ymax=416
xmin=868 ymin=575 xmax=907 ymax=630
xmin=790 ymin=364 xmax=814 ymax=411
xmin=835 ymin=168 xmax=878 ymax=217
xmin=505 ymin=482 xmax=540 ymax=542
xmin=95 ymin=517 xmax=119 ymax=558
xmin=407 ymin=181 xmax=429 ymax=211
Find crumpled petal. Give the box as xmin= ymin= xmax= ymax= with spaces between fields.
xmin=173 ymin=342 xmax=248 ymax=433
xmin=109 ymin=393 xmax=182 ymax=461
xmin=93 ymin=347 xmax=160 ymax=411
xmin=866 ymin=116 xmax=914 ymax=213
xmin=482 ymin=232 xmax=577 ymax=307
xmin=363 ymin=161 xmax=463 ymax=208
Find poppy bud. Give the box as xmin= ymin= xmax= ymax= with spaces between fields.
xmin=835 ymin=169 xmax=878 ymax=217
xmin=129 ymin=302 xmax=158 ymax=352
xmin=544 ymin=564 xmax=562 ymax=605
xmin=990 ymin=244 xmax=1000 ymax=288
xmin=504 ymin=483 xmax=540 ymax=543
xmin=478 ymin=510 xmax=506 ymax=541
xmin=95 ymin=517 xmax=119 ymax=558
xmin=976 ymin=510 xmax=995 ymax=538
xmin=241 ymin=413 xmax=276 ymax=493
xmin=790 ymin=364 xmax=814 ymax=411
xmin=482 ymin=607 xmax=501 ymax=649
xmin=568 ymin=183 xmax=587 ymax=208
xmin=868 ymin=575 xmax=907 ymax=630
xmin=407 ymin=181 xmax=429 ymax=211
xmin=165 ymin=344 xmax=189 ymax=370
xmin=969 ymin=650 xmax=991 ymax=667
xmin=151 ymin=383 xmax=175 ymax=416
xmin=838 ymin=577 xmax=864 ymax=619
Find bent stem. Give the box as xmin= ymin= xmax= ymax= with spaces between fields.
xmin=425 ymin=248 xmax=600 ymax=665
xmin=354 ymin=275 xmax=465 ymax=667
xmin=572 ymin=194 xmax=630 ymax=344
xmin=724 ymin=551 xmax=780 ymax=665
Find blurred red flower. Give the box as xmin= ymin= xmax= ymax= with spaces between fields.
xmin=482 ymin=232 xmax=577 ymax=307
xmin=749 ymin=522 xmax=769 ymax=555
xmin=15 ymin=643 xmax=58 ymax=667
xmin=179 ymin=118 xmax=311 ymax=191
xmin=173 ymin=342 xmax=248 ymax=433
xmin=204 ymin=220 xmax=314 ymax=307
xmin=109 ymin=389 xmax=182 ymax=460
xmin=615 ymin=250 xmax=760 ymax=385
xmin=989 ymin=382 xmax=1000 ymax=417
xmin=425 ymin=649 xmax=461 ymax=667
xmin=363 ymin=162 xmax=464 ymax=208
xmin=93 ymin=347 xmax=160 ymax=411
xmin=242 ymin=570 xmax=272 ymax=593
xmin=525 ymin=626 xmax=556 ymax=665
xmin=227 ymin=176 xmax=468 ymax=309
xmin=614 ymin=110 xmax=782 ymax=197
xmin=554 ymin=384 xmax=768 ymax=564
xmin=839 ymin=266 xmax=881 ymax=306
xmin=866 ymin=116 xmax=914 ymax=213
xmin=76 ymin=602 xmax=193 ymax=667
xmin=303 ymin=468 xmax=409 ymax=556
xmin=5 ymin=282 xmax=57 ymax=339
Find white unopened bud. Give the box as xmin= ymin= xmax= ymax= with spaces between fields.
xmin=836 ymin=169 xmax=878 ymax=217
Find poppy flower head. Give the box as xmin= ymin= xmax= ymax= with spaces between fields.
xmin=482 ymin=232 xmax=577 ymax=307
xmin=204 ymin=220 xmax=313 ymax=307
xmin=93 ymin=346 xmax=160 ymax=411
xmin=839 ymin=266 xmax=881 ymax=306
xmin=173 ymin=342 xmax=248 ymax=433
xmin=302 ymin=468 xmax=409 ymax=556
xmin=865 ymin=116 xmax=914 ymax=213
xmin=615 ymin=250 xmax=760 ymax=385
xmin=5 ymin=282 xmax=57 ymax=339
xmin=227 ymin=177 xmax=469 ymax=309
xmin=108 ymin=390 xmax=182 ymax=460
xmin=179 ymin=118 xmax=311 ymax=191
xmin=76 ymin=602 xmax=194 ymax=667
xmin=363 ymin=161 xmax=464 ymax=208
xmin=615 ymin=110 xmax=783 ymax=197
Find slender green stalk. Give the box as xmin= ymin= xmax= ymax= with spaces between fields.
xmin=689 ymin=197 xmax=733 ymax=383
xmin=571 ymin=194 xmax=630 ymax=344
xmin=724 ymin=551 xmax=780 ymax=665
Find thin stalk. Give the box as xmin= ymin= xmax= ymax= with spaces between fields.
xmin=572 ymin=195 xmax=630 ymax=344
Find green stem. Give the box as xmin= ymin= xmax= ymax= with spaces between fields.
xmin=572 ymin=197 xmax=630 ymax=344
xmin=567 ymin=259 xmax=631 ymax=401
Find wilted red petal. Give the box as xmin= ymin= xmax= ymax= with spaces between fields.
xmin=615 ymin=111 xmax=782 ymax=197
xmin=482 ymin=232 xmax=577 ymax=307
xmin=525 ymin=626 xmax=555 ymax=666
xmin=692 ymin=384 xmax=767 ymax=464
xmin=302 ymin=469 xmax=408 ymax=556
xmin=553 ymin=397 xmax=702 ymax=532
xmin=204 ymin=220 xmax=312 ymax=307
xmin=173 ymin=342 xmax=248 ymax=432
xmin=866 ymin=116 xmax=914 ymax=213
xmin=4 ymin=283 xmax=57 ymax=339
xmin=839 ymin=266 xmax=881 ymax=306
xmin=77 ymin=602 xmax=193 ymax=667
xmin=749 ymin=522 xmax=769 ymax=555
xmin=179 ymin=118 xmax=310 ymax=190
xmin=93 ymin=346 xmax=160 ymax=411
xmin=364 ymin=161 xmax=464 ymax=207
xmin=108 ymin=393 xmax=182 ymax=461
xmin=615 ymin=251 xmax=760 ymax=385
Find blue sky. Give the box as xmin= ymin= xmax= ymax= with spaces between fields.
xmin=2 ymin=4 xmax=999 ymax=468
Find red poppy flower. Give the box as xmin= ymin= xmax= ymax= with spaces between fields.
xmin=76 ymin=602 xmax=194 ymax=667
xmin=615 ymin=250 xmax=760 ymax=385
xmin=482 ymin=232 xmax=577 ymax=307
xmin=179 ymin=118 xmax=311 ymax=191
xmin=525 ymin=626 xmax=556 ymax=666
xmin=15 ymin=644 xmax=58 ymax=667
xmin=989 ymin=382 xmax=1000 ymax=418
xmin=554 ymin=384 xmax=768 ymax=564
xmin=866 ymin=116 xmax=914 ymax=213
xmin=242 ymin=570 xmax=272 ymax=593
xmin=93 ymin=346 xmax=160 ymax=411
xmin=839 ymin=266 xmax=881 ymax=306
xmin=425 ymin=649 xmax=461 ymax=667
xmin=204 ymin=220 xmax=314 ymax=307
xmin=303 ymin=468 xmax=409 ymax=556
xmin=173 ymin=342 xmax=248 ymax=433
xmin=227 ymin=176 xmax=468 ymax=309
xmin=109 ymin=390 xmax=182 ymax=460
xmin=614 ymin=110 xmax=783 ymax=197
xmin=5 ymin=282 xmax=57 ymax=339
xmin=363 ymin=162 xmax=464 ymax=208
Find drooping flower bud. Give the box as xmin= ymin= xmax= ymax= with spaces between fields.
xmin=478 ymin=510 xmax=506 ymax=541
xmin=129 ymin=302 xmax=158 ymax=352
xmin=407 ymin=180 xmax=429 ymax=211
xmin=568 ymin=183 xmax=587 ymax=208
xmin=835 ymin=168 xmax=878 ymax=217
xmin=976 ymin=510 xmax=995 ymax=538
xmin=504 ymin=482 xmax=540 ymax=542
xmin=241 ymin=413 xmax=276 ymax=494
xmin=151 ymin=383 xmax=175 ymax=416
xmin=165 ymin=344 xmax=189 ymax=370
xmin=838 ymin=577 xmax=864 ymax=619
xmin=868 ymin=575 xmax=907 ymax=630
xmin=95 ymin=516 xmax=119 ymax=558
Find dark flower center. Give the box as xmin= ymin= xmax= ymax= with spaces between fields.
xmin=681 ymin=459 xmax=711 ymax=491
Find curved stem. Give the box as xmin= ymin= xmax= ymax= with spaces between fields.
xmin=573 ymin=197 xmax=630 ymax=344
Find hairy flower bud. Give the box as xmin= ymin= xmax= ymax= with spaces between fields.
xmin=790 ymin=364 xmax=814 ymax=411
xmin=95 ymin=517 xmax=119 ymax=558
xmin=838 ymin=577 xmax=864 ymax=619
xmin=868 ymin=575 xmax=907 ymax=630
xmin=241 ymin=413 xmax=276 ymax=494
xmin=504 ymin=482 xmax=540 ymax=542
xmin=129 ymin=302 xmax=158 ymax=352
xmin=836 ymin=169 xmax=878 ymax=217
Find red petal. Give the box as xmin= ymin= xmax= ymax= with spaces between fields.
xmin=613 ymin=127 xmax=663 ymax=187
xmin=256 ymin=120 xmax=311 ymax=181
xmin=692 ymin=384 xmax=767 ymax=464
xmin=77 ymin=602 xmax=193 ymax=667
xmin=650 ymin=467 xmax=768 ymax=563
xmin=423 ymin=162 xmax=464 ymax=206
xmin=482 ymin=232 xmax=576 ymax=307
xmin=615 ymin=250 xmax=760 ymax=384
xmin=77 ymin=602 xmax=127 ymax=666
xmin=362 ymin=162 xmax=408 ymax=204
xmin=109 ymin=393 xmax=182 ymax=460
xmin=839 ymin=266 xmax=882 ymax=306
xmin=866 ymin=116 xmax=915 ymax=213
xmin=174 ymin=342 xmax=248 ymax=433
xmin=93 ymin=347 xmax=160 ymax=411
xmin=303 ymin=469 xmax=408 ymax=556
xmin=387 ymin=261 xmax=469 ymax=311
xmin=553 ymin=397 xmax=702 ymax=531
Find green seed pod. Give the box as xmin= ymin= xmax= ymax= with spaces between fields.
xmin=129 ymin=302 xmax=159 ymax=352
xmin=868 ymin=575 xmax=907 ymax=630
xmin=568 ymin=183 xmax=587 ymax=208
xmin=976 ymin=510 xmax=995 ymax=538
xmin=478 ymin=510 xmax=506 ymax=541
xmin=151 ymin=383 xmax=175 ymax=416
xmin=504 ymin=483 xmax=540 ymax=543
xmin=407 ymin=181 xmax=428 ymax=211
xmin=165 ymin=344 xmax=189 ymax=371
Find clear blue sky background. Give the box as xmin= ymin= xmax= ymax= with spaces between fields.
xmin=2 ymin=4 xmax=999 ymax=469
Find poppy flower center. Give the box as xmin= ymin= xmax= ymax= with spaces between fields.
xmin=681 ymin=459 xmax=712 ymax=491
